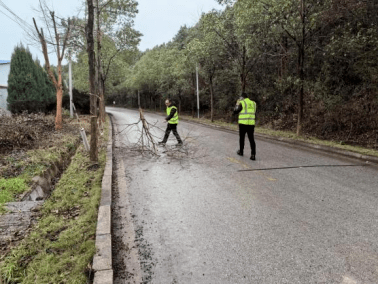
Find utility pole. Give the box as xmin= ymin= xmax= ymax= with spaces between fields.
xmin=196 ymin=63 xmax=200 ymax=119
xmin=69 ymin=54 xmax=73 ymax=118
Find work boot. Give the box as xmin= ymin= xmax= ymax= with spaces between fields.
xmin=250 ymin=155 xmax=256 ymax=160
xmin=176 ymin=141 xmax=183 ymax=146
xmin=237 ymin=150 xmax=243 ymax=156
xmin=158 ymin=141 xmax=166 ymax=145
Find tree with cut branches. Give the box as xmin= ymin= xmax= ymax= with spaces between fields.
xmin=32 ymin=1 xmax=72 ymax=130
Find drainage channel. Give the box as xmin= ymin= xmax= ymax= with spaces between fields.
xmin=0 ymin=144 xmax=78 ymax=251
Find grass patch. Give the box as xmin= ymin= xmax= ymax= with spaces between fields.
xmin=180 ymin=114 xmax=378 ymax=158
xmin=0 ymin=178 xmax=28 ymax=212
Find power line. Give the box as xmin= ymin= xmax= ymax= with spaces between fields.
xmin=0 ymin=0 xmax=35 ymax=34
xmin=0 ymin=0 xmax=65 ymax=50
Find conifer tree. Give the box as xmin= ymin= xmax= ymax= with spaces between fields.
xmin=7 ymin=45 xmax=39 ymax=113
xmin=7 ymin=45 xmax=56 ymax=113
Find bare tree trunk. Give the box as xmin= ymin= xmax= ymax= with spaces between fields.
xmin=55 ymin=87 xmax=63 ymax=130
xmin=56 ymin=61 xmax=64 ymax=130
xmin=90 ymin=116 xmax=98 ymax=161
xmin=87 ymin=0 xmax=98 ymax=162
xmin=192 ymin=72 xmax=196 ymax=117
xmin=87 ymin=0 xmax=97 ymax=117
xmin=210 ymin=77 xmax=214 ymax=123
xmin=96 ymin=0 xmax=105 ymax=123
xmin=280 ymin=35 xmax=288 ymax=79
xmin=297 ymin=46 xmax=304 ymax=136
xmin=296 ymin=0 xmax=305 ymax=136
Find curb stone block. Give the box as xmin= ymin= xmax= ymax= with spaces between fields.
xmin=93 ymin=231 xmax=112 ymax=271
xmin=93 ymin=270 xmax=113 ymax=284
xmin=96 ymin=205 xmax=111 ymax=236
xmin=100 ymin=175 xmax=112 ymax=206
xmin=104 ymin=161 xmax=112 ymax=177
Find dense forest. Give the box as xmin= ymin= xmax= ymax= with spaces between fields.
xmin=72 ymin=0 xmax=378 ymax=149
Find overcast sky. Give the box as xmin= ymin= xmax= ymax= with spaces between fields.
xmin=0 ymin=0 xmax=223 ymax=65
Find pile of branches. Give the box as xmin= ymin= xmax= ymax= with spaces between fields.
xmin=0 ymin=113 xmax=55 ymax=154
xmin=114 ymin=109 xmax=202 ymax=161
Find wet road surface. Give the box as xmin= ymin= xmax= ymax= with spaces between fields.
xmin=108 ymin=107 xmax=378 ymax=284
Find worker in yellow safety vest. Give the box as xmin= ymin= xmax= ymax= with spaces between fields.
xmin=234 ymin=92 xmax=256 ymax=160
xmin=158 ymin=99 xmax=183 ymax=146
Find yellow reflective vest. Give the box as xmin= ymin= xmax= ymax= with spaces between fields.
xmin=238 ymin=98 xmax=256 ymax=125
xmin=167 ymin=106 xmax=179 ymax=124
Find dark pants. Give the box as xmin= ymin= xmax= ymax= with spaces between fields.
xmin=239 ymin=124 xmax=256 ymax=155
xmin=162 ymin=123 xmax=182 ymax=143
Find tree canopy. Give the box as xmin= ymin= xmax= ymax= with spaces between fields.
xmin=77 ymin=0 xmax=378 ymax=148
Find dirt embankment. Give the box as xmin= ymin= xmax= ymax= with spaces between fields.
xmin=0 ymin=113 xmax=86 ymax=178
xmin=1 ymin=113 xmax=59 ymax=155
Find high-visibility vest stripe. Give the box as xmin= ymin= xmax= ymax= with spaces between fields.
xmin=239 ymin=117 xmax=255 ymax=120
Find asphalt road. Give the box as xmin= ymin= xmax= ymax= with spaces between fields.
xmin=107 ymin=107 xmax=378 ymax=284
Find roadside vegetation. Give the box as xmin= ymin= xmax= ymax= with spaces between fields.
xmin=0 ymin=114 xmax=109 ymax=283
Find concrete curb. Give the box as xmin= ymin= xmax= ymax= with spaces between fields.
xmin=93 ymin=115 xmax=113 ymax=284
